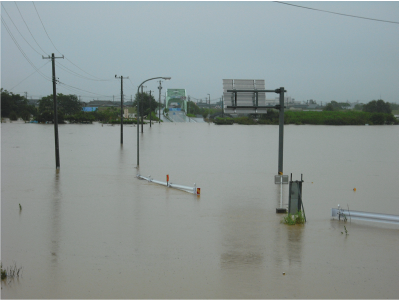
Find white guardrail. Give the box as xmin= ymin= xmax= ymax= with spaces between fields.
xmin=137 ymin=174 xmax=200 ymax=195
xmin=331 ymin=206 xmax=398 ymax=225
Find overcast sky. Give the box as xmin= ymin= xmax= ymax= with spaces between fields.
xmin=1 ymin=1 xmax=399 ymax=104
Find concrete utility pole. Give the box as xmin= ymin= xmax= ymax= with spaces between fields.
xmin=221 ymin=96 xmax=224 ymax=117
xmin=158 ymin=81 xmax=162 ymax=124
xmin=188 ymin=96 xmax=190 ymax=122
xmin=115 ymin=75 xmax=129 ymax=144
xmin=42 ymin=53 xmax=64 ymax=171
xmin=207 ymin=94 xmax=211 ymax=122
xmin=149 ymin=90 xmax=152 ymax=128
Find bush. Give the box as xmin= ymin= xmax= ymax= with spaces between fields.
xmin=233 ymin=116 xmax=257 ymax=125
xmin=214 ymin=117 xmax=234 ymax=125
xmin=282 ymin=211 xmax=305 ymax=225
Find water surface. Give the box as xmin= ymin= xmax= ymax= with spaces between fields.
xmin=1 ymin=122 xmax=398 ymax=298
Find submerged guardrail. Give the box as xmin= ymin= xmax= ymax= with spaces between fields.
xmin=137 ymin=174 xmax=200 ymax=195
xmin=331 ymin=206 xmax=398 ymax=225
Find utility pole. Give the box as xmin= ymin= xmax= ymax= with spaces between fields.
xmin=149 ymin=90 xmax=152 ymax=128
xmin=221 ymin=96 xmax=224 ymax=117
xmin=208 ymin=94 xmax=211 ymax=123
xmin=158 ymin=80 xmax=162 ymax=124
xmin=24 ymin=92 xmax=28 ymax=99
xmin=141 ymin=86 xmax=144 ymax=133
xmin=115 ymin=75 xmax=129 ymax=144
xmin=42 ymin=53 xmax=64 ymax=171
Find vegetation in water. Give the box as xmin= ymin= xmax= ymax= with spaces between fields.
xmin=341 ymin=225 xmax=349 ymax=236
xmin=212 ymin=110 xmax=398 ymax=126
xmin=214 ymin=117 xmax=234 ymax=125
xmin=1 ymin=262 xmax=22 ymax=280
xmin=281 ymin=210 xmax=305 ymax=225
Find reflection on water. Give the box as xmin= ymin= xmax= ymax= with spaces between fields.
xmin=220 ymin=207 xmax=265 ymax=270
xmin=1 ymin=123 xmax=398 ymax=299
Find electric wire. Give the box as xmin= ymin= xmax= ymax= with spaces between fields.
xmin=58 ymin=81 xmax=115 ymax=99
xmin=32 ymin=1 xmax=112 ymax=81
xmin=56 ymin=61 xmax=111 ymax=81
xmin=1 ymin=3 xmax=43 ymax=56
xmin=64 ymin=57 xmax=112 ymax=81
xmin=9 ymin=61 xmax=51 ymax=91
xmin=32 ymin=1 xmax=63 ymax=55
xmin=274 ymin=1 xmax=399 ymax=24
xmin=14 ymin=1 xmax=48 ymax=54
xmin=1 ymin=15 xmax=51 ymax=82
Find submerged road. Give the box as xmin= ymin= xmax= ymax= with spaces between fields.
xmin=161 ymin=110 xmax=205 ymax=123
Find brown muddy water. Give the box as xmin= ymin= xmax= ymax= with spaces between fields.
xmin=1 ymin=121 xmax=398 ymax=299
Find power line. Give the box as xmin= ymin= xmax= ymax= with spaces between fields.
xmin=32 ymin=1 xmax=63 ymax=55
xmin=64 ymin=57 xmax=111 ymax=81
xmin=56 ymin=61 xmax=111 ymax=81
xmin=274 ymin=1 xmax=399 ymax=24
xmin=14 ymin=1 xmax=48 ymax=54
xmin=57 ymin=81 xmax=114 ymax=98
xmin=9 ymin=61 xmax=51 ymax=91
xmin=1 ymin=15 xmax=51 ymax=82
xmin=1 ymin=3 xmax=43 ymax=56
xmin=32 ymin=1 xmax=111 ymax=81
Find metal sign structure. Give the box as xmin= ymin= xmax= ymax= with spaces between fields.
xmin=222 ymin=79 xmax=286 ymax=174
xmin=223 ymin=79 xmax=268 ymax=114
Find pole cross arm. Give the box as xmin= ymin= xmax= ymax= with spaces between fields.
xmin=42 ymin=55 xmax=64 ymax=59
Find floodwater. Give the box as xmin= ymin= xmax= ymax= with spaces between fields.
xmin=1 ymin=121 xmax=398 ymax=299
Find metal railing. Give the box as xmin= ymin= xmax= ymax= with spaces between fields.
xmin=331 ymin=206 xmax=398 ymax=224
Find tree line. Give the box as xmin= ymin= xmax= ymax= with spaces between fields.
xmin=1 ymin=88 xmax=398 ymax=124
xmin=323 ymin=99 xmax=397 ymax=114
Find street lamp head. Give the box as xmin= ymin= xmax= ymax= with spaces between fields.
xmin=163 ymin=77 xmax=171 ymax=81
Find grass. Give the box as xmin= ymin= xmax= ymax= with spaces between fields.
xmin=281 ymin=210 xmax=305 ymax=225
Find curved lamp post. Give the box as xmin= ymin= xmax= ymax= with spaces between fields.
xmin=137 ymin=77 xmax=171 ymax=166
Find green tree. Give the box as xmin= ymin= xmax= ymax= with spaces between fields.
xmin=1 ymin=88 xmax=36 ymax=119
xmin=133 ymin=92 xmax=159 ymax=117
xmin=39 ymin=94 xmax=81 ymax=116
xmin=363 ymin=99 xmax=392 ymax=114
xmin=187 ymin=101 xmax=201 ymax=115
xmin=353 ymin=103 xmax=364 ymax=111
xmin=37 ymin=94 xmax=79 ymax=123
xmin=324 ymin=103 xmax=335 ymax=111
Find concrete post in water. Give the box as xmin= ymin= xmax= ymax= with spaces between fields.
xmin=278 ymin=87 xmax=285 ymax=174
xmin=43 ymin=53 xmax=64 ymax=170
xmin=51 ymin=53 xmax=60 ymax=170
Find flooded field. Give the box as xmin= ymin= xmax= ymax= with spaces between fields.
xmin=1 ymin=122 xmax=398 ymax=298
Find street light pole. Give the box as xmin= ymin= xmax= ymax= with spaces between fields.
xmin=137 ymin=77 xmax=171 ymax=167
xmin=158 ymin=81 xmax=162 ymax=124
